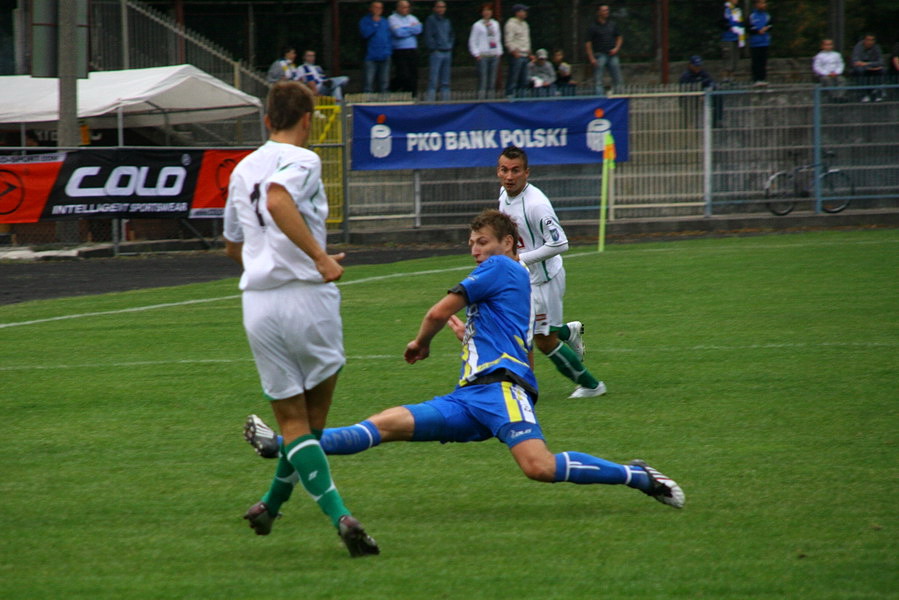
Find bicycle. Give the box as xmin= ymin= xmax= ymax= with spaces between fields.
xmin=764 ymin=151 xmax=855 ymax=216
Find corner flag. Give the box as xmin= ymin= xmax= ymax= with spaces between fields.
xmin=598 ymin=132 xmax=616 ymax=252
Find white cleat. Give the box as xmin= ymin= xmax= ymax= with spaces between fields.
xmin=630 ymin=459 xmax=685 ymax=509
xmin=565 ymin=321 xmax=585 ymax=360
xmin=568 ymin=381 xmax=607 ymax=398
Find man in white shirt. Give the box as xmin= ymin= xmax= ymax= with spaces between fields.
xmin=224 ymin=80 xmax=379 ymax=558
xmin=496 ymin=146 xmax=607 ymax=399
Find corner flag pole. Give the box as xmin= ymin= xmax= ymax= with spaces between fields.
xmin=599 ymin=132 xmax=616 ymax=252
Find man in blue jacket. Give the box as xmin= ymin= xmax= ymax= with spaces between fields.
xmin=359 ymin=1 xmax=393 ymax=93
xmin=424 ymin=1 xmax=454 ymax=101
xmin=748 ymin=0 xmax=772 ymax=86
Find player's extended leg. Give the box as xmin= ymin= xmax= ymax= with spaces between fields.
xmin=246 ymin=400 xmax=461 ymax=456
xmin=534 ymin=332 xmax=606 ymax=398
xmin=320 ymin=406 xmax=415 ymax=454
xmin=509 ymin=439 xmax=685 ymax=508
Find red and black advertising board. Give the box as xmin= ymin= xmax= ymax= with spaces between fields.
xmin=0 ymin=149 xmax=251 ymax=223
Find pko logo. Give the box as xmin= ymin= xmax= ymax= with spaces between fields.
xmin=65 ymin=165 xmax=187 ymax=198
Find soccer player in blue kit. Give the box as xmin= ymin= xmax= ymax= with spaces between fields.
xmin=245 ymin=209 xmax=684 ymax=510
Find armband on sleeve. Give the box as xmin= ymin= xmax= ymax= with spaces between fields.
xmin=448 ymin=284 xmax=469 ymax=304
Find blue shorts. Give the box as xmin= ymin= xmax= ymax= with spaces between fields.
xmin=404 ymin=381 xmax=544 ymax=448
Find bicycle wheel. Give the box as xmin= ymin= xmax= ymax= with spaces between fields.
xmin=819 ymin=170 xmax=854 ymax=213
xmin=765 ymin=171 xmax=796 ymax=215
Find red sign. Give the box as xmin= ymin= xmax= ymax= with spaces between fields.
xmin=0 ymin=149 xmax=251 ymax=223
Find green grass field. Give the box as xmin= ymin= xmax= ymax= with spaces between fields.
xmin=1 ymin=229 xmax=897 ymax=599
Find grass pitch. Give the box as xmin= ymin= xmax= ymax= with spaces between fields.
xmin=1 ymin=229 xmax=896 ymax=599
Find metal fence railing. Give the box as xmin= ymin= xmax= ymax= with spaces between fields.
xmin=343 ymin=83 xmax=899 ymax=231
xmin=3 ymin=85 xmax=896 ymax=249
xmin=90 ymin=0 xmax=270 ymax=101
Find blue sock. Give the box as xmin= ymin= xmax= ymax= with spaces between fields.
xmin=320 ymin=420 xmax=382 ymax=455
xmin=554 ymin=452 xmax=651 ymax=490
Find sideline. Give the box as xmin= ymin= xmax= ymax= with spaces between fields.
xmin=2 ymin=235 xmax=896 ymax=330
xmin=2 ymin=340 xmax=894 ymax=372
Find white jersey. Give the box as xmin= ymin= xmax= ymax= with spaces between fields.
xmin=224 ymin=140 xmax=330 ymax=290
xmin=499 ymin=182 xmax=567 ymax=284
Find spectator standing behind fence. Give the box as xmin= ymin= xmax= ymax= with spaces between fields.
xmin=679 ymin=55 xmax=715 ymax=89
xmin=504 ymin=4 xmax=532 ymax=97
xmin=585 ymin=4 xmax=623 ymax=97
xmin=719 ymin=1 xmax=745 ymax=82
xmin=678 ymin=55 xmax=721 ymax=127
xmin=297 ymin=50 xmax=350 ymax=102
xmin=424 ymin=1 xmax=454 ymax=101
xmin=360 ymin=2 xmax=393 ymax=93
xmin=389 ymin=1 xmax=423 ymax=96
xmin=851 ymin=34 xmax=885 ymax=102
xmin=748 ymin=0 xmax=771 ymax=86
xmin=812 ymin=38 xmax=845 ymax=100
xmin=469 ymin=3 xmax=502 ymax=99
xmin=266 ymin=46 xmax=300 ymax=83
xmin=528 ymin=48 xmax=556 ymax=96
xmin=552 ymin=49 xmax=576 ymax=95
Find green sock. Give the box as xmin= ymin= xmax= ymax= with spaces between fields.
xmin=261 ymin=454 xmax=298 ymax=516
xmin=283 ymin=434 xmax=350 ymax=528
xmin=551 ymin=324 xmax=572 ymax=341
xmin=547 ymin=342 xmax=600 ymax=388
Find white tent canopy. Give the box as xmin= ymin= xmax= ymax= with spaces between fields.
xmin=0 ymin=64 xmax=263 ymax=130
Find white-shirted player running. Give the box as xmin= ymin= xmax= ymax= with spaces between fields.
xmin=497 ymin=145 xmax=606 ymax=398
xmin=224 ymin=80 xmax=378 ymax=558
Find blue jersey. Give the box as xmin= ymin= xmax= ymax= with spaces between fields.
xmin=748 ymin=10 xmax=771 ymax=48
xmin=454 ymin=255 xmax=536 ymax=394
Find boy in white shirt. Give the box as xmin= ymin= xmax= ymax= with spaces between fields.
xmin=813 ymin=38 xmax=846 ymax=100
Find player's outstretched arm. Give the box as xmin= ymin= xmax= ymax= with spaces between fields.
xmin=404 ymin=292 xmax=467 ymax=364
xmin=267 ymin=183 xmax=345 ymax=282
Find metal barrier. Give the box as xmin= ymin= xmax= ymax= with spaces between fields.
xmin=3 ymin=85 xmax=896 ymax=250
xmin=344 ymin=83 xmax=899 ymax=231
xmin=90 ymin=0 xmax=269 ymax=100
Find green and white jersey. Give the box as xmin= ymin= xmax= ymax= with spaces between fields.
xmin=499 ymin=182 xmax=567 ymax=284
xmin=224 ymin=140 xmax=329 ymax=290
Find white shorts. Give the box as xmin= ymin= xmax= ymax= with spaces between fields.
xmin=532 ymin=268 xmax=565 ymax=336
xmin=241 ymin=281 xmax=345 ymax=400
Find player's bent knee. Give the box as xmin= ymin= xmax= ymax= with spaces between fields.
xmin=510 ymin=440 xmax=556 ymax=482
xmin=519 ymin=458 xmax=555 ymax=482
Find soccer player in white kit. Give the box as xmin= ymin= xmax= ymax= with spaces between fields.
xmin=497 ymin=146 xmax=607 ymax=398
xmin=223 ymin=81 xmax=378 ymax=557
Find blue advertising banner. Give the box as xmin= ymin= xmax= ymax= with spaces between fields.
xmin=351 ymin=99 xmax=628 ymax=170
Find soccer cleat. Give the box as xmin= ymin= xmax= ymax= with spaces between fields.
xmin=630 ymin=459 xmax=685 ymax=509
xmin=244 ymin=501 xmax=281 ymax=535
xmin=565 ymin=320 xmax=586 ymax=360
xmin=338 ymin=515 xmax=380 ymax=558
xmin=568 ymin=381 xmax=607 ymax=398
xmin=244 ymin=414 xmax=280 ymax=459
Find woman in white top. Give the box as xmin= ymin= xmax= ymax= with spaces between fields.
xmin=468 ymin=3 xmax=503 ymax=98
